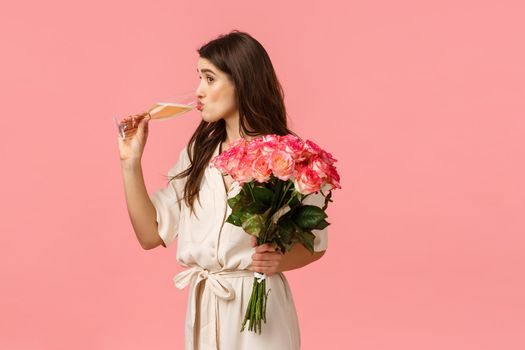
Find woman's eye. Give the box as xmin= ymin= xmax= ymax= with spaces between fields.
xmin=198 ymin=75 xmax=214 ymax=83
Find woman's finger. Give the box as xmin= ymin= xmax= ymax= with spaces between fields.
xmin=252 ymin=260 xmax=279 ymax=267
xmin=255 ymin=243 xmax=276 ymax=253
xmin=252 ymin=252 xmax=282 ymax=261
xmin=120 ymin=113 xmax=147 ymax=125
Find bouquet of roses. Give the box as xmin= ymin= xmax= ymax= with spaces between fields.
xmin=210 ymin=134 xmax=341 ymax=334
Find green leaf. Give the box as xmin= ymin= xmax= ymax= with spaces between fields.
xmin=276 ymin=241 xmax=286 ymax=254
xmin=241 ymin=213 xmax=265 ymax=237
xmin=314 ymin=219 xmax=330 ymax=230
xmin=227 ymin=193 xmax=241 ymax=209
xmin=270 ymin=180 xmax=286 ymax=206
xmin=292 ymin=205 xmax=327 ymax=230
xmin=296 ymin=230 xmax=316 ymax=254
xmin=239 ymin=209 xmax=253 ymax=223
xmin=230 ymin=192 xmax=261 ymax=222
xmin=282 ymin=242 xmax=295 ymax=253
xmin=277 ymin=217 xmax=294 ymax=243
xmin=238 ymin=201 xmax=267 ymax=218
xmin=229 ymin=194 xmax=252 ymax=221
xmin=288 ymin=193 xmax=301 ymax=208
xmin=252 ymin=186 xmax=273 ymax=207
xmin=265 ymin=222 xmax=280 ymax=242
xmin=226 ymin=212 xmax=242 ymax=226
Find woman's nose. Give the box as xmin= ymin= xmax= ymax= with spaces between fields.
xmin=195 ymin=88 xmax=204 ymax=99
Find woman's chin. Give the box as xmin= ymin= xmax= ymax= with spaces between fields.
xmin=201 ymin=113 xmax=222 ymax=123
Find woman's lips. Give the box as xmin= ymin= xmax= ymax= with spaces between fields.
xmin=196 ymin=102 xmax=204 ymax=111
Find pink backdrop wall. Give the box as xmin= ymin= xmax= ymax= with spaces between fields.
xmin=1 ymin=0 xmax=524 ymax=349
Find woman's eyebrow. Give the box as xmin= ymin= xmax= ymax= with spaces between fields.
xmin=197 ymin=68 xmax=216 ymax=75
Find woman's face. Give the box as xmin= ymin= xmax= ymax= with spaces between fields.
xmin=195 ymin=57 xmax=238 ymax=123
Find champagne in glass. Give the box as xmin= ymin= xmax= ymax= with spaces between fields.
xmin=113 ymin=91 xmax=199 ymax=138
xmin=146 ymin=91 xmax=198 ymax=121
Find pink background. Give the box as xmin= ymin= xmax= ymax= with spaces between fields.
xmin=1 ymin=0 xmax=524 ymax=349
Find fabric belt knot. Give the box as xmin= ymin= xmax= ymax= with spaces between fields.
xmin=173 ymin=266 xmax=254 ymax=349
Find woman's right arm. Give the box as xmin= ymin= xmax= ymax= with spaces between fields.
xmin=117 ymin=113 xmax=164 ymax=250
xmin=121 ymin=159 xmax=164 ymax=250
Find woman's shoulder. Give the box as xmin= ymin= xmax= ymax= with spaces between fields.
xmin=167 ymin=143 xmax=191 ymax=176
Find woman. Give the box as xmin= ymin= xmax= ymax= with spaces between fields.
xmin=118 ymin=30 xmax=328 ymax=350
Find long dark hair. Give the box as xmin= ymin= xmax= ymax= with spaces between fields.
xmin=169 ymin=30 xmax=301 ymax=217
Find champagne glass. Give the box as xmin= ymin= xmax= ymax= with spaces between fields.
xmin=146 ymin=90 xmax=198 ymax=121
xmin=113 ymin=90 xmax=198 ymax=138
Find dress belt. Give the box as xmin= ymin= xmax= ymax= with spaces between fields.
xmin=173 ymin=266 xmax=254 ymax=350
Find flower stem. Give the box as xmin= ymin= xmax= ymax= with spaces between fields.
xmin=245 ymin=182 xmax=256 ymax=202
xmin=240 ymin=276 xmax=269 ymax=334
xmin=276 ymin=181 xmax=293 ymax=209
xmin=241 ymin=280 xmax=257 ymax=332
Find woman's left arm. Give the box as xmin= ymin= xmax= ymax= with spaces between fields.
xmin=249 ymin=237 xmax=326 ymax=276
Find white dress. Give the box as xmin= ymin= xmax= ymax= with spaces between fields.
xmin=149 ymin=141 xmax=328 ymax=350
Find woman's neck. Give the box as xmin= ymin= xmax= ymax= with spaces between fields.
xmin=223 ymin=113 xmax=260 ymax=145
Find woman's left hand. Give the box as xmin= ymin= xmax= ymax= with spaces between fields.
xmin=249 ymin=236 xmax=283 ymax=277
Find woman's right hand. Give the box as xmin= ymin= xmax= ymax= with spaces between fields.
xmin=117 ymin=112 xmax=151 ymax=163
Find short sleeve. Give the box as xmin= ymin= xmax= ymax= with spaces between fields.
xmin=301 ymin=191 xmax=329 ymax=252
xmin=149 ymin=146 xmax=189 ymax=247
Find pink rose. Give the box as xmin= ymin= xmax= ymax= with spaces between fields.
xmin=222 ymin=146 xmax=245 ymax=174
xmin=245 ymin=137 xmax=260 ymax=148
xmin=319 ymin=149 xmax=337 ymax=166
xmin=308 ymin=155 xmax=331 ymax=179
xmin=246 ymin=139 xmax=264 ymax=159
xmin=228 ymin=137 xmax=248 ymax=150
xmin=210 ymin=138 xmax=247 ymax=175
xmin=316 ymin=166 xmax=341 ymax=191
xmin=252 ymin=154 xmax=272 ymax=183
xmin=210 ymin=155 xmax=227 ymax=174
xmin=293 ymin=164 xmax=322 ymax=194
xmin=260 ymin=134 xmax=280 ymax=154
xmin=279 ymin=134 xmax=305 ymax=160
xmin=235 ymin=153 xmax=256 ymax=185
xmin=304 ymin=139 xmax=323 ymax=155
xmin=325 ymin=166 xmax=342 ymax=190
xmin=295 ymin=141 xmax=320 ymax=163
xmin=270 ymin=150 xmax=294 ymax=181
